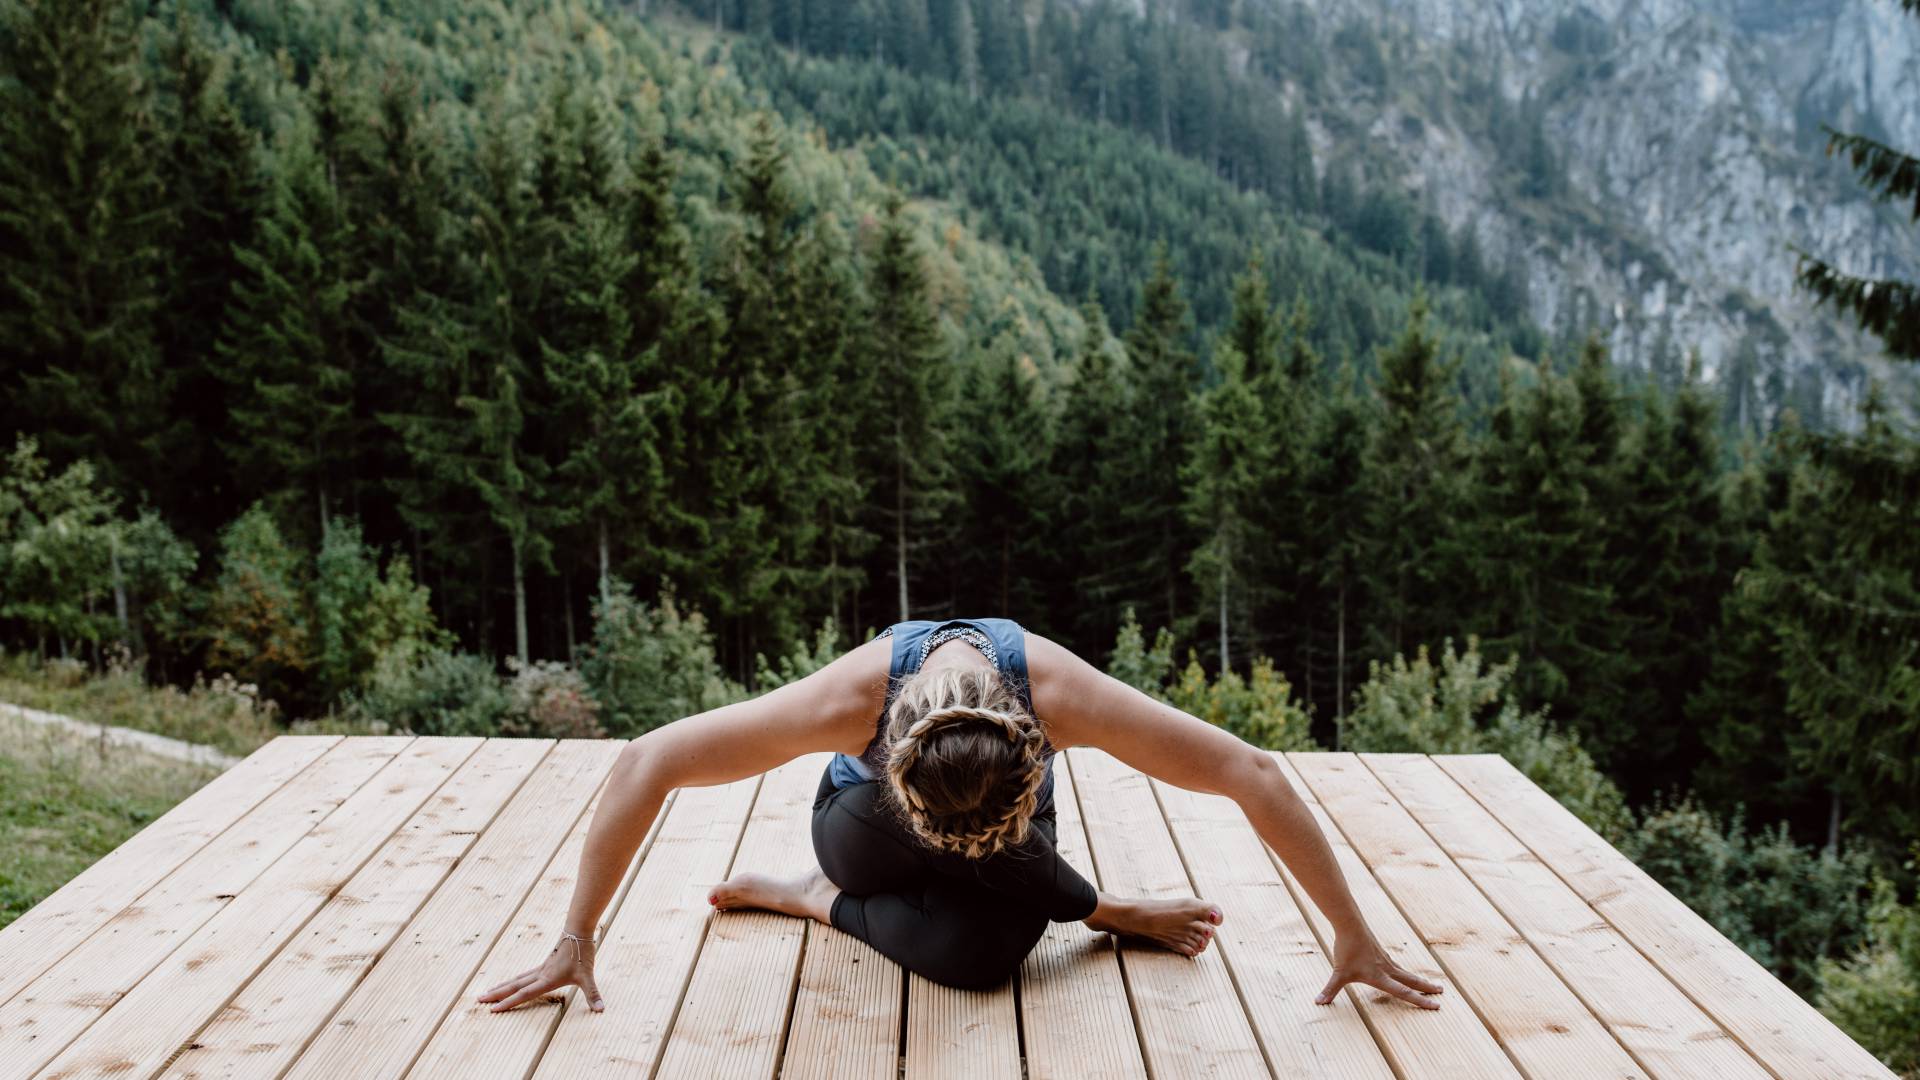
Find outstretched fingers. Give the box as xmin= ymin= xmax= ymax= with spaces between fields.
xmin=1313 ymin=968 xmax=1442 ymax=1010
xmin=1365 ymin=971 xmax=1441 ymax=1010
xmin=1389 ymin=962 xmax=1444 ymax=996
xmin=486 ymin=974 xmax=564 ymax=1012
xmin=478 ymin=969 xmax=540 ymax=1003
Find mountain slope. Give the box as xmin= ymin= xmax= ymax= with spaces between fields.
xmin=1261 ymin=0 xmax=1920 ymax=424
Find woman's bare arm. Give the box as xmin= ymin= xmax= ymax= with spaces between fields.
xmin=482 ymin=633 xmax=888 ymax=1012
xmin=1028 ymin=633 xmax=1443 ymax=1009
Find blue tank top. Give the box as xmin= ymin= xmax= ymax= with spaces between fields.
xmin=827 ymin=617 xmax=1057 ymax=807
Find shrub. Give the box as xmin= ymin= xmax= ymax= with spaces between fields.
xmin=1342 ymin=638 xmax=1630 ymax=838
xmin=1107 ymin=606 xmax=1175 ymax=697
xmin=313 ymin=519 xmax=452 ymax=701
xmin=578 ymin=578 xmax=745 ymax=737
xmin=346 ymin=649 xmax=510 ymax=736
xmin=754 ymin=617 xmax=843 ymax=690
xmin=1818 ymin=875 xmax=1920 ymax=1076
xmin=0 ymin=646 xmax=280 ymax=756
xmin=201 ymin=503 xmax=310 ymax=701
xmin=1622 ymin=799 xmax=1873 ymax=995
xmin=502 ymin=659 xmax=604 ymax=739
xmin=1165 ymin=652 xmax=1316 ymax=751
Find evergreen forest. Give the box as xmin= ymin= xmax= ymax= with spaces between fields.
xmin=1 ymin=0 xmax=1916 ymax=1066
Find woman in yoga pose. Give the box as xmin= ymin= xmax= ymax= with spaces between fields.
xmin=478 ymin=617 xmax=1444 ymax=1011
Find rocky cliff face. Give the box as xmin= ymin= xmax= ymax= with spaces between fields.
xmin=1292 ymin=0 xmax=1920 ymax=422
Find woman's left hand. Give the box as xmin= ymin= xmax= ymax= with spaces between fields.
xmin=1315 ymin=931 xmax=1444 ymax=1009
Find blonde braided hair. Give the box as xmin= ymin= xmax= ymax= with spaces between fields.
xmin=882 ymin=664 xmax=1048 ymax=860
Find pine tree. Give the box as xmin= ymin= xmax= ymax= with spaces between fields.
xmin=712 ymin=116 xmax=818 ymax=666
xmin=1119 ymin=245 xmax=1202 ymax=637
xmin=948 ymin=334 xmax=1051 ymax=619
xmin=1792 ymin=0 xmax=1920 ymax=365
xmin=862 ymin=191 xmax=957 ymax=621
xmin=1049 ymin=298 xmax=1134 ymax=647
xmin=1467 ymin=358 xmax=1618 ymax=752
xmin=0 ymin=0 xmax=170 ymax=496
xmin=529 ymin=87 xmax=676 ymax=641
xmin=1360 ymin=293 xmax=1471 ymax=661
xmin=1611 ymin=358 xmax=1733 ymax=795
xmin=1689 ymin=429 xmax=1819 ymax=826
xmin=797 ymin=220 xmax=880 ymax=639
xmin=215 ymin=129 xmax=355 ymax=534
xmin=1183 ymin=338 xmax=1265 ymax=671
xmin=383 ymin=103 xmax=553 ymax=662
xmin=153 ymin=18 xmax=264 ymax=540
xmin=1301 ymin=354 xmax=1372 ymax=734
xmin=1741 ymin=390 xmax=1920 ymax=855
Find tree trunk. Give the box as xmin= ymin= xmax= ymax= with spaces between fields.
xmin=564 ymin=572 xmax=576 ymax=660
xmin=829 ymin=507 xmax=842 ymax=637
xmin=1335 ymin=580 xmax=1348 ymax=746
xmin=598 ymin=519 xmax=612 ymax=613
xmin=1000 ymin=532 xmax=1010 ymax=616
xmin=895 ymin=418 xmax=910 ymax=622
xmin=1218 ymin=543 xmax=1230 ymax=673
xmin=512 ymin=534 xmax=529 ymax=666
xmin=1164 ymin=519 xmax=1177 ymax=633
xmin=1827 ymin=789 xmax=1842 ymax=854
xmin=109 ymin=530 xmax=130 ymax=647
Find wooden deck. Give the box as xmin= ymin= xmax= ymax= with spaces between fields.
xmin=0 ymin=736 xmax=1894 ymax=1080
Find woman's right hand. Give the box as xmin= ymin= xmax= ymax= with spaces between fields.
xmin=478 ymin=930 xmax=605 ymax=1013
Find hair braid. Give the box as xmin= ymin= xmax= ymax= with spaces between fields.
xmin=882 ymin=665 xmax=1048 ymax=859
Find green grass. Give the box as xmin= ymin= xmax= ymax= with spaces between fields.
xmin=0 ymin=712 xmax=219 ymax=929
xmin=0 ymin=650 xmax=279 ymax=757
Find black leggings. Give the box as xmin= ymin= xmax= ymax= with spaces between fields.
xmin=811 ymin=765 xmax=1100 ymax=990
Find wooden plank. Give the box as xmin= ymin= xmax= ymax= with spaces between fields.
xmin=1268 ymin=753 xmax=1522 ymax=1079
xmin=1153 ymin=777 xmax=1395 ymax=1080
xmin=528 ymin=774 xmax=762 ymax=1079
xmin=653 ymin=753 xmax=832 ymax=1080
xmin=35 ymin=737 xmax=484 ymax=1080
xmin=0 ymin=736 xmax=340 ymax=1009
xmin=780 ymin=927 xmax=900 ymax=1080
xmin=905 ymin=977 xmax=1018 ymax=1080
xmin=1019 ymin=755 xmax=1147 ymax=1080
xmin=1289 ymin=753 xmax=1645 ymax=1080
xmin=0 ymin=736 xmax=411 ymax=1080
xmin=1068 ymin=748 xmax=1267 ymax=1080
xmin=404 ymin=744 xmax=659 ymax=1080
xmin=280 ymin=739 xmax=609 ymax=1080
xmin=1363 ymin=753 xmax=1772 ymax=1080
xmin=1439 ymin=754 xmax=1899 ymax=1080
xmin=159 ymin=738 xmax=553 ymax=1080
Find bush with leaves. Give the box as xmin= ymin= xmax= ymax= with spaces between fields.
xmin=1107 ymin=606 xmax=1177 ymax=696
xmin=346 ymin=649 xmax=510 ymax=737
xmin=578 ymin=579 xmax=745 ymax=737
xmin=0 ymin=437 xmax=115 ymax=654
xmin=1818 ymin=871 xmax=1920 ymax=1077
xmin=313 ymin=518 xmax=452 ymax=700
xmin=200 ymin=503 xmax=311 ymax=703
xmin=1341 ymin=638 xmax=1631 ymax=838
xmin=1165 ymin=652 xmax=1317 ymax=751
xmin=502 ymin=659 xmax=604 ymax=739
xmin=754 ymin=617 xmax=843 ymax=691
xmin=1105 ymin=609 xmax=1315 ymax=750
xmin=1622 ymin=799 xmax=1873 ymax=995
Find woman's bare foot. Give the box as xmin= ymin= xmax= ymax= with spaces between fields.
xmin=708 ymin=866 xmax=839 ymax=924
xmin=1085 ymin=893 xmax=1222 ymax=957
